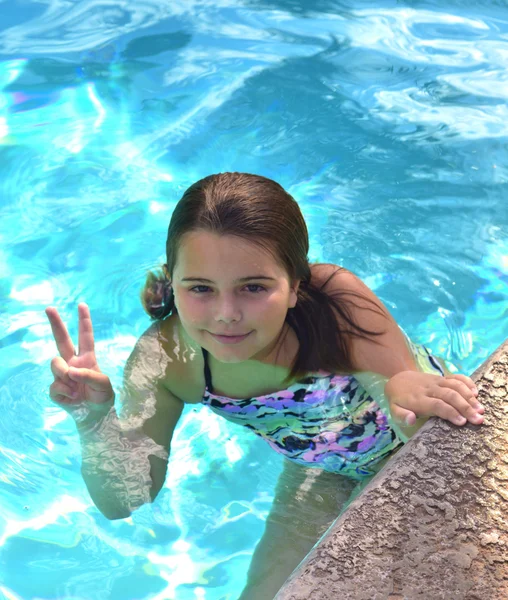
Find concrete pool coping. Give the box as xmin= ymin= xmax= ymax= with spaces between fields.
xmin=275 ymin=338 xmax=508 ymax=600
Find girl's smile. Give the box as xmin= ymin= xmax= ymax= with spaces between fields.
xmin=210 ymin=331 xmax=253 ymax=344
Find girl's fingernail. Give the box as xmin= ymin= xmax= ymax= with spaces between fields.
xmin=455 ymin=416 xmax=467 ymax=425
xmin=404 ymin=414 xmax=415 ymax=426
xmin=473 ymin=387 xmax=478 ymax=395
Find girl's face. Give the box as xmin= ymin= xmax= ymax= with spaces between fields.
xmin=172 ymin=230 xmax=300 ymax=364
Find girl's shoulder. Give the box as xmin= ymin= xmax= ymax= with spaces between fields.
xmin=129 ymin=313 xmax=205 ymax=405
xmin=157 ymin=313 xmax=207 ymax=405
xmin=310 ymin=262 xmax=353 ymax=286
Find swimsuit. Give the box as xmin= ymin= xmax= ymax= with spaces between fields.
xmin=201 ymin=335 xmax=446 ymax=480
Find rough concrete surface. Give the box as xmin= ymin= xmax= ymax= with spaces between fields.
xmin=275 ymin=339 xmax=508 ymax=600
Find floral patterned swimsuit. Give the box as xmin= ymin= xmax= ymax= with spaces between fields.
xmin=201 ymin=335 xmax=446 ymax=480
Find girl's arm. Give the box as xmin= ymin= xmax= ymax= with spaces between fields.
xmin=47 ymin=304 xmax=184 ymax=520
xmin=77 ymin=326 xmax=184 ymax=519
xmin=76 ymin=382 xmax=183 ymax=519
xmin=325 ymin=270 xmax=480 ymax=437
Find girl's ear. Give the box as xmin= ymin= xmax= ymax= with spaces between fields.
xmin=289 ymin=279 xmax=301 ymax=308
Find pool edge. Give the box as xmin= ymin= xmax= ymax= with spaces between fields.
xmin=275 ymin=338 xmax=508 ymax=600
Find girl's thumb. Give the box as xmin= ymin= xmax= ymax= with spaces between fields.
xmin=67 ymin=367 xmax=81 ymax=381
xmin=67 ymin=367 xmax=109 ymax=391
xmin=390 ymin=403 xmax=416 ymax=427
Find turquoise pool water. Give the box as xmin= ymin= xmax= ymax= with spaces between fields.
xmin=1 ymin=1 xmax=508 ymax=598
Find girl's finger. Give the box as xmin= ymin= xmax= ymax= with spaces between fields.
xmin=45 ymin=307 xmax=76 ymax=362
xmin=77 ymin=303 xmax=96 ymax=357
xmin=444 ymin=374 xmax=478 ymax=397
xmin=50 ymin=356 xmax=72 ymax=382
xmin=440 ymin=377 xmax=482 ymax=410
xmin=432 ymin=388 xmax=484 ymax=425
xmin=49 ymin=381 xmax=78 ymax=402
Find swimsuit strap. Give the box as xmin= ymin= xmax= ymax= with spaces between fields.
xmin=202 ymin=348 xmax=214 ymax=392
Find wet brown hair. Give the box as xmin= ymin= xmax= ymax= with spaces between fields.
xmin=140 ymin=172 xmax=387 ymax=385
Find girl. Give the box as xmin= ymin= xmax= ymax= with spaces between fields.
xmin=46 ymin=172 xmax=484 ymax=600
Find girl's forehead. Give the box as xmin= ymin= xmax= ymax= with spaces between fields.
xmin=177 ymin=231 xmax=279 ymax=269
xmin=175 ymin=232 xmax=285 ymax=277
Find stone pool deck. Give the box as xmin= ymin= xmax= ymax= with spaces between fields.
xmin=275 ymin=339 xmax=508 ymax=600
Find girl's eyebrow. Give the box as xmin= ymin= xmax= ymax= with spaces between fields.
xmin=180 ymin=276 xmax=277 ymax=283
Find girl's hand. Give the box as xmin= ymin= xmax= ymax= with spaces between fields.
xmin=385 ymin=370 xmax=485 ymax=428
xmin=45 ymin=303 xmax=114 ymax=418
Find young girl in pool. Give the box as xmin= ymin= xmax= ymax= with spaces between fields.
xmin=46 ymin=172 xmax=484 ymax=600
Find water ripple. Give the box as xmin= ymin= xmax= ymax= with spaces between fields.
xmin=0 ymin=2 xmax=507 ymax=598
xmin=0 ymin=0 xmax=175 ymax=54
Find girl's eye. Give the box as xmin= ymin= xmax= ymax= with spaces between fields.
xmin=189 ymin=284 xmax=266 ymax=294
xmin=189 ymin=286 xmax=211 ymax=294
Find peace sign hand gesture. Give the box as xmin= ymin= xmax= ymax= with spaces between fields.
xmin=46 ymin=303 xmax=114 ymax=419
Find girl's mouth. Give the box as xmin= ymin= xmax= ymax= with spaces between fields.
xmin=210 ymin=331 xmax=252 ymax=344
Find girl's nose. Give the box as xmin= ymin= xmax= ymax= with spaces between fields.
xmin=214 ymin=298 xmax=242 ymax=323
